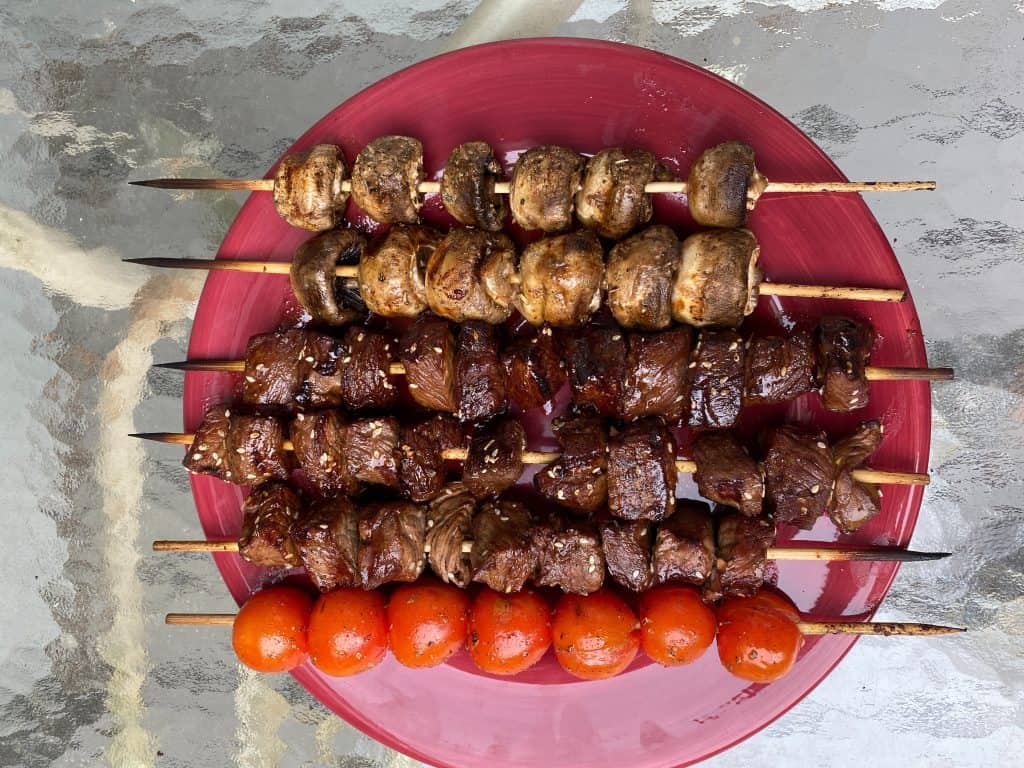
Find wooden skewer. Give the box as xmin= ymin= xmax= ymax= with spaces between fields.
xmin=130 ymin=432 xmax=930 ymax=486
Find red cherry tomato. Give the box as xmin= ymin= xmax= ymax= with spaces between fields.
xmin=467 ymin=588 xmax=552 ymax=675
xmin=308 ymin=588 xmax=388 ymax=676
xmin=639 ymin=584 xmax=716 ymax=666
xmin=388 ymin=578 xmax=471 ymax=668
xmin=552 ymin=590 xmax=641 ymax=680
xmin=232 ymin=586 xmax=313 ymax=673
xmin=716 ymin=590 xmax=804 ymax=683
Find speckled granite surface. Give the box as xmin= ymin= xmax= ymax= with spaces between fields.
xmin=0 ymin=1 xmax=1021 ymax=766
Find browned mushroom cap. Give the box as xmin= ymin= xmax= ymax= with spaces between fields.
xmin=516 ymin=230 xmax=604 ymax=327
xmin=575 ymin=148 xmax=671 ymax=239
xmin=290 ymin=229 xmax=367 ymax=326
xmin=272 ymin=144 xmax=350 ymax=231
xmin=425 ymin=228 xmax=517 ymax=323
xmin=357 ymin=224 xmax=442 ymax=318
xmin=604 ymin=225 xmax=680 ymax=331
xmin=671 ymin=229 xmax=762 ymax=328
xmin=509 ymin=145 xmax=584 ymax=232
xmin=350 ymin=135 xmax=424 ymax=223
xmin=440 ymin=141 xmax=508 ymax=231
xmin=686 ymin=142 xmax=768 ymax=228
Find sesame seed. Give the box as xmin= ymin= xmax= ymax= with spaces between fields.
xmin=296 ymin=413 xmax=305 ymax=421
xmin=357 ymin=333 xmax=364 ymax=342
xmin=811 ymin=484 xmax=821 ymax=494
xmin=319 ymin=523 xmax=330 ymax=529
xmin=235 ymin=447 xmax=246 ymax=455
xmin=409 ymin=383 xmax=419 ymax=389
xmin=245 ymin=376 xmax=256 ymax=383
xmin=632 ymin=569 xmax=640 ymax=579
xmin=433 ymin=346 xmax=443 ymax=354
xmin=817 ymin=441 xmax=827 ymax=450
xmin=305 ymin=356 xmax=315 ymax=363
xmin=224 ymin=410 xmax=230 ymax=418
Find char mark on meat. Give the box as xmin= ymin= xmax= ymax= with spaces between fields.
xmin=817 ymin=316 xmax=874 ymax=412
xmin=440 ymin=141 xmax=508 ymax=231
xmin=456 ymin=322 xmax=507 ymax=423
xmin=742 ymin=331 xmax=817 ymax=406
xmin=607 ymin=417 xmax=678 ymax=522
xmin=183 ymin=407 xmax=291 ymax=483
xmin=238 ymin=482 xmax=303 ymax=567
xmin=620 ymin=326 xmax=693 ymax=423
xmin=501 ymin=326 xmax=567 ymax=411
xmin=692 ymin=431 xmax=764 ymax=516
xmin=563 ymin=326 xmax=627 ymax=418
xmin=357 ymin=224 xmax=440 ymax=318
xmin=358 ymin=501 xmax=427 ymax=589
xmin=241 ymin=329 xmax=344 ymax=411
xmin=399 ymin=414 xmax=463 ymax=502
xmin=688 ymin=330 xmax=744 ymax=430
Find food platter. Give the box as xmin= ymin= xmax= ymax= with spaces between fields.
xmin=180 ymin=39 xmax=930 ymax=768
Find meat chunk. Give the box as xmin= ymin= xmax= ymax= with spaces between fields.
xmin=273 ymin=144 xmax=349 ymax=231
xmin=463 ymin=417 xmax=526 ymax=499
xmin=762 ymin=426 xmax=835 ymax=529
xmin=515 ymin=230 xmax=604 ymax=327
xmin=425 ymin=483 xmax=476 ymax=587
xmin=829 ymin=420 xmax=883 ymax=533
xmin=439 ymin=141 xmax=507 ymax=231
xmin=350 ymin=135 xmax=424 ymax=223
xmin=290 ymin=412 xmax=400 ymax=494
xmin=240 ymin=329 xmax=343 ymax=411
xmin=704 ymin=510 xmax=774 ymax=601
xmin=358 ymin=224 xmax=440 ymax=318
xmin=470 ymin=499 xmax=537 ymax=593
xmin=398 ymin=314 xmax=457 ymax=413
xmin=509 ymin=145 xmax=584 ymax=232
xmin=575 ymin=148 xmax=668 ymax=239
xmin=342 ymin=417 xmax=401 ymax=488
xmin=399 ymin=414 xmax=463 ymax=503
xmin=358 ymin=502 xmax=427 ymax=589
xmin=688 ymin=330 xmax=745 ymax=430
xmin=292 ymin=496 xmax=361 ymax=591
xmin=620 ymin=327 xmax=693 ymax=423
xmin=598 ymin=517 xmax=653 ymax=592
xmin=743 ymin=331 xmax=817 ymax=406
xmin=532 ymin=516 xmax=605 ymax=594
xmin=290 ymin=229 xmax=367 ymax=326
xmin=692 ymin=431 xmax=763 ymax=516
xmin=338 ymin=327 xmax=397 ymax=411
xmin=818 ymin=316 xmax=874 ymax=412
xmin=686 ymin=141 xmax=768 ymax=228
xmin=535 ymin=415 xmax=608 ymax=515
xmin=564 ymin=326 xmax=627 ymax=418
xmin=604 ymin=225 xmax=680 ymax=331
xmin=652 ymin=500 xmax=714 ymax=586
xmin=607 ymin=418 xmax=678 ymax=522
xmin=425 ymin=228 xmax=516 ymax=324
xmin=237 ymin=482 xmax=302 ymax=567
xmin=501 ymin=327 xmax=567 ymax=411
xmin=183 ymin=407 xmax=291 ymax=484
xmin=672 ymin=229 xmax=761 ymax=328
xmin=455 ymin=322 xmax=507 ymax=423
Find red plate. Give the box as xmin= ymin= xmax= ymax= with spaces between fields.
xmin=182 ymin=39 xmax=929 ymax=768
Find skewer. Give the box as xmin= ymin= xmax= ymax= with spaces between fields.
xmin=130 ymin=432 xmax=931 ymax=486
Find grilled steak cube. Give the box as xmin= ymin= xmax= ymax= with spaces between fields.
xmin=653 ymin=500 xmax=714 ymax=586
xmin=456 ymin=321 xmax=507 ymax=423
xmin=463 ymin=417 xmax=526 ymax=499
xmin=241 ymin=329 xmax=343 ymax=410
xmin=534 ymin=415 xmax=608 ymax=514
xmin=620 ymin=327 xmax=693 ymax=423
xmin=564 ymin=326 xmax=627 ymax=418
xmin=184 ymin=407 xmax=291 ymax=484
xmin=343 ymin=417 xmax=401 ymax=488
xmin=425 ymin=483 xmax=477 ymax=587
xmin=238 ymin=482 xmax=302 ymax=567
xmin=762 ymin=426 xmax=835 ymax=529
xmin=607 ymin=418 xmax=678 ymax=522
xmin=688 ymin=330 xmax=744 ymax=430
xmin=338 ymin=327 xmax=397 ymax=411
xmin=398 ymin=315 xmax=457 ymax=413
xmin=358 ymin=501 xmax=427 ymax=589
xmin=817 ymin=316 xmax=874 ymax=412
xmin=598 ymin=516 xmax=653 ymax=592
xmin=532 ymin=516 xmax=605 ymax=594
xmin=742 ymin=331 xmax=817 ymax=406
xmin=292 ymin=496 xmax=361 ymax=591
xmin=829 ymin=420 xmax=883 ymax=533
xmin=501 ymin=327 xmax=567 ymax=411
xmin=289 ymin=410 xmax=357 ymax=495
xmin=470 ymin=499 xmax=536 ymax=593
xmin=399 ymin=414 xmax=463 ymax=502
xmin=704 ymin=510 xmax=775 ymax=601
xmin=692 ymin=431 xmax=763 ymax=516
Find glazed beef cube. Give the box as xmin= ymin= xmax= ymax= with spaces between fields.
xmin=399 ymin=414 xmax=463 ymax=502
xmin=501 ymin=327 xmax=567 ymax=411
xmin=183 ymin=407 xmax=291 ymax=483
xmin=470 ymin=499 xmax=536 ymax=593
xmin=692 ymin=431 xmax=763 ymax=517
xmin=688 ymin=330 xmax=744 ymax=430
xmin=425 ymin=483 xmax=476 ymax=587
xmin=343 ymin=417 xmax=401 ymax=488
xmin=705 ymin=510 xmax=775 ymax=601
xmin=241 ymin=329 xmax=344 ymax=410
xmin=653 ymin=500 xmax=714 ymax=586
xmin=598 ymin=517 xmax=653 ymax=592
xmin=398 ymin=315 xmax=457 ymax=413
xmin=532 ymin=516 xmax=605 ymax=594
xmin=742 ymin=331 xmax=817 ymax=406
xmin=292 ymin=496 xmax=361 ymax=591
xmin=456 ymin=322 xmax=507 ymax=423
xmin=828 ymin=420 xmax=883 ymax=533
xmin=564 ymin=326 xmax=627 ymax=418
xmin=289 ymin=411 xmax=357 ymax=495
xmin=534 ymin=415 xmax=608 ymax=514
xmin=620 ymin=327 xmax=693 ymax=423
xmin=607 ymin=418 xmax=678 ymax=522
xmin=762 ymin=426 xmax=835 ymax=529
xmin=237 ymin=482 xmax=302 ymax=567
xmin=358 ymin=501 xmax=427 ymax=589
xmin=463 ymin=417 xmax=526 ymax=499
xmin=339 ymin=327 xmax=397 ymax=411
xmin=817 ymin=316 xmax=874 ymax=412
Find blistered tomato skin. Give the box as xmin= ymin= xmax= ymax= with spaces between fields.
xmin=467 ymin=588 xmax=552 ymax=675
xmin=388 ymin=579 xmax=471 ymax=668
xmin=308 ymin=588 xmax=389 ymax=677
xmin=552 ymin=590 xmax=641 ymax=680
xmin=232 ymin=586 xmax=313 ymax=673
xmin=716 ymin=591 xmax=804 ymax=683
xmin=639 ymin=584 xmax=716 ymax=666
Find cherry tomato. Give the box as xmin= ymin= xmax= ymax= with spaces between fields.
xmin=468 ymin=587 xmax=552 ymax=675
xmin=388 ymin=579 xmax=470 ymax=668
xmin=716 ymin=590 xmax=804 ymax=683
xmin=308 ymin=588 xmax=388 ymax=676
xmin=552 ymin=590 xmax=641 ymax=680
xmin=638 ymin=584 xmax=716 ymax=666
xmin=232 ymin=586 xmax=313 ymax=673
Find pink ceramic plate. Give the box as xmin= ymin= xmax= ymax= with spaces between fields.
xmin=182 ymin=39 xmax=930 ymax=768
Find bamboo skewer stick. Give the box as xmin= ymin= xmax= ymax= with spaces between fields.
xmin=130 ymin=432 xmax=931 ymax=486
